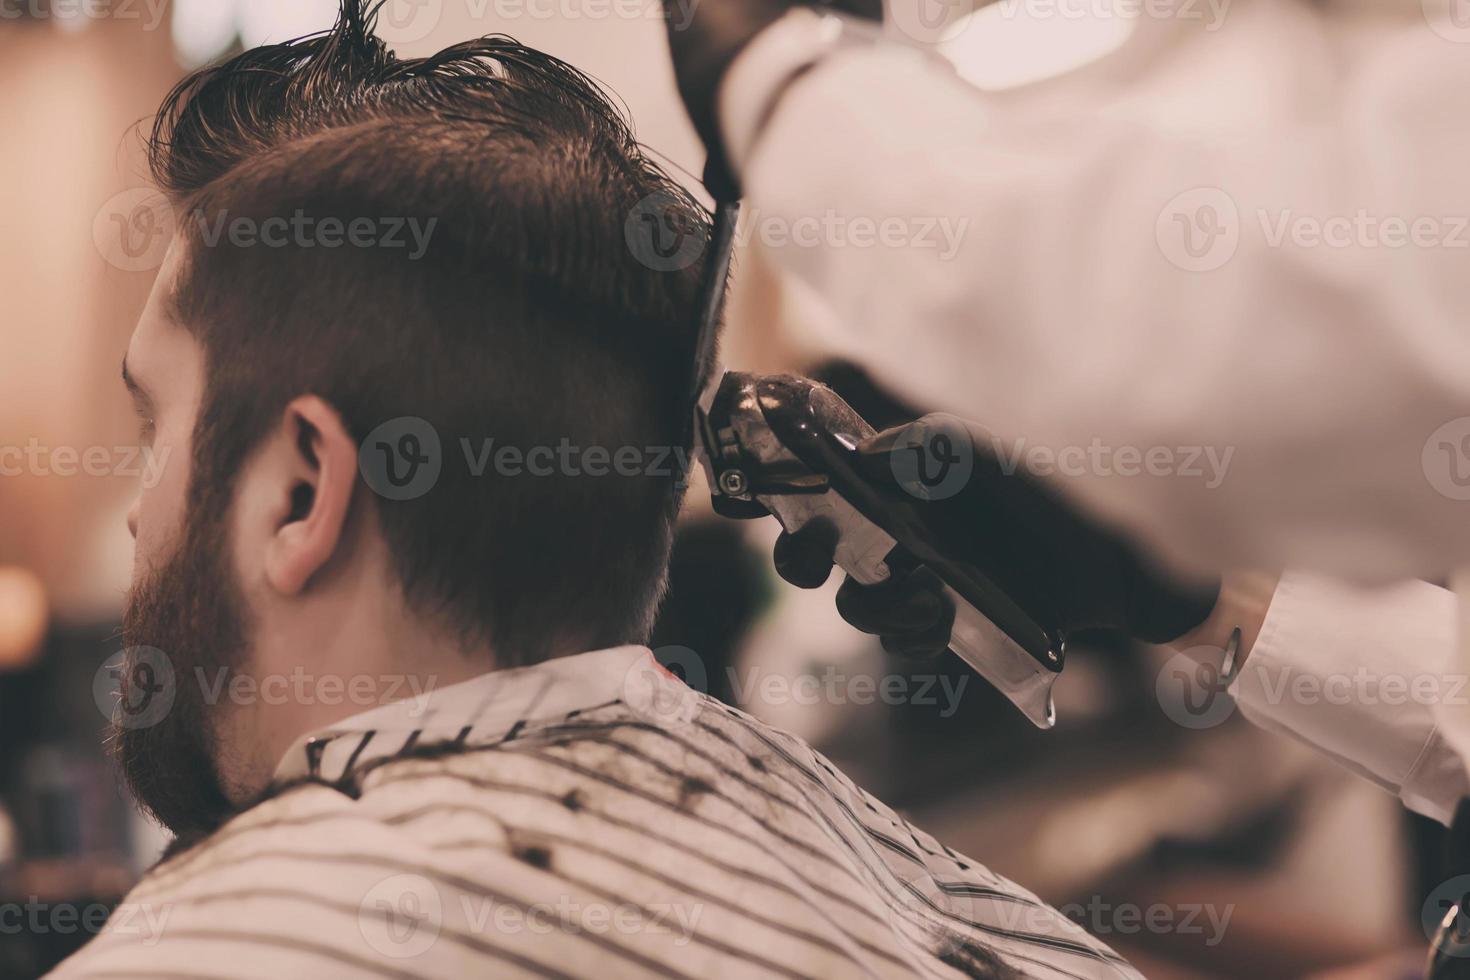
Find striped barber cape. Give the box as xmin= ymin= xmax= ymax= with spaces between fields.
xmin=52 ymin=645 xmax=1141 ymax=980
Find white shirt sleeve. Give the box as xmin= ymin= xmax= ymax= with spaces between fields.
xmin=1229 ymin=572 xmax=1470 ymax=825
xmin=720 ymin=0 xmax=1470 ymax=580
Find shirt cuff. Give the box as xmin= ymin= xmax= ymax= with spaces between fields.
xmin=1228 ymin=571 xmax=1467 ymax=825
xmin=717 ymin=9 xmax=907 ymax=176
xmin=717 ymin=10 xmax=834 ymax=173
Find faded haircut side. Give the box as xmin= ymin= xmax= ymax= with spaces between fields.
xmin=149 ymin=0 xmax=714 ymax=665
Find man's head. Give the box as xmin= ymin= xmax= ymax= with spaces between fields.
xmin=117 ymin=1 xmax=713 ymax=837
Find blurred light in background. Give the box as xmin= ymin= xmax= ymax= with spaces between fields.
xmin=237 ymin=0 xmax=339 ymax=50
xmin=172 ymin=0 xmax=340 ymax=67
xmin=171 ymin=0 xmax=242 ymax=67
xmin=0 ymin=568 xmax=46 ymax=671
xmin=49 ymin=4 xmax=92 ymax=35
xmin=941 ymin=0 xmax=1136 ymax=91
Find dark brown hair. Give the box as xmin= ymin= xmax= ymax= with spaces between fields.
xmin=149 ymin=0 xmax=713 ymax=664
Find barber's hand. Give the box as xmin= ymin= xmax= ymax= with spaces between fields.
xmin=773 ymin=416 xmax=1221 ymax=658
xmin=775 ymin=521 xmax=959 ymax=658
xmin=662 ymin=0 xmax=882 ymax=199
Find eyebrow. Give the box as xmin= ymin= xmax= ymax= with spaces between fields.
xmin=121 ymin=356 xmax=154 ymax=413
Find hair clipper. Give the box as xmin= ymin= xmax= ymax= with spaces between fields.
xmin=687 ymin=201 xmax=1064 ymax=728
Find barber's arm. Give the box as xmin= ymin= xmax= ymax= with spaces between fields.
xmin=773 ymin=413 xmax=1470 ymax=824
xmin=665 ymin=0 xmax=1470 ymax=579
xmin=1177 ymin=572 xmax=1470 ymax=826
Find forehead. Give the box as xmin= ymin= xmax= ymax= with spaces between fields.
xmin=127 ymin=240 xmax=199 ymax=388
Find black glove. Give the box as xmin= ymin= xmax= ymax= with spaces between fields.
xmin=662 ymin=0 xmax=882 ymax=199
xmin=773 ymin=416 xmax=1221 ymax=657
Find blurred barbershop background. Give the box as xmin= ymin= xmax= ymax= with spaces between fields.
xmin=0 ymin=1 xmax=1437 ymax=976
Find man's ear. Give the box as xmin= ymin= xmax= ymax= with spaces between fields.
xmin=263 ymin=395 xmax=358 ymax=597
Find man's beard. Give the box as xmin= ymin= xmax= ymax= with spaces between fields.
xmin=114 ymin=500 xmax=250 ymax=842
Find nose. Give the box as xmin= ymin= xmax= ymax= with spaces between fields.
xmin=126 ymin=497 xmax=140 ymax=540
